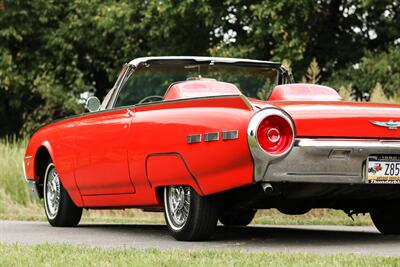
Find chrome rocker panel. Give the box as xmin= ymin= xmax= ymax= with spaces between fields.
xmin=253 ymin=138 xmax=400 ymax=183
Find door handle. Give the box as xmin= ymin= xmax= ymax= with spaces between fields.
xmin=127 ymin=110 xmax=134 ymax=117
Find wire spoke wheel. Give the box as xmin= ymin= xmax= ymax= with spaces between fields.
xmin=44 ymin=164 xmax=61 ymax=219
xmin=165 ymin=186 xmax=191 ymax=230
xmin=164 ymin=185 xmax=219 ymax=241
xmin=43 ymin=161 xmax=82 ymax=227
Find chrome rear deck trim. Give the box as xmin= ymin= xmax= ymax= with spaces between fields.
xmin=296 ymin=138 xmax=400 ymax=149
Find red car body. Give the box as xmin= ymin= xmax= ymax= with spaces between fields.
xmin=22 ymin=56 xmax=400 ymax=239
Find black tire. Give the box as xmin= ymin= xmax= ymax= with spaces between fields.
xmin=370 ymin=207 xmax=400 ymax=234
xmin=164 ymin=186 xmax=218 ymax=241
xmin=43 ymin=161 xmax=82 ymax=227
xmin=219 ymin=209 xmax=256 ymax=226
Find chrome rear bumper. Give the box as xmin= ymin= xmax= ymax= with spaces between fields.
xmin=254 ymin=138 xmax=400 ymax=183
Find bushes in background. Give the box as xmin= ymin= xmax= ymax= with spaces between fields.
xmin=326 ymin=47 xmax=400 ymax=102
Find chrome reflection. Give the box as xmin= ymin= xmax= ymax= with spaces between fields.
xmin=247 ymin=108 xmax=295 ymax=182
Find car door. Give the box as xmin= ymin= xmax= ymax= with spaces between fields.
xmin=74 ymin=108 xmax=135 ymax=195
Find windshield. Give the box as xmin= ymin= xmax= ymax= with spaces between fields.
xmin=114 ymin=61 xmax=280 ymax=107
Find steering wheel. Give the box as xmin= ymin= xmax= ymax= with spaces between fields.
xmin=138 ymin=95 xmax=163 ymax=104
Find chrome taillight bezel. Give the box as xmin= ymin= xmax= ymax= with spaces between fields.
xmin=247 ymin=108 xmax=296 ymax=182
xmin=248 ymin=108 xmax=295 ymax=158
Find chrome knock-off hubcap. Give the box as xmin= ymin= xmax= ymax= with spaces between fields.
xmin=166 ymin=186 xmax=191 ymax=230
xmin=44 ymin=164 xmax=61 ymax=220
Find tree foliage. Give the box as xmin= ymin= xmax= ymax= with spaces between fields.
xmin=327 ymin=47 xmax=400 ymax=101
xmin=0 ymin=0 xmax=399 ymax=136
xmin=301 ymin=58 xmax=321 ymax=84
xmin=369 ymin=82 xmax=392 ymax=103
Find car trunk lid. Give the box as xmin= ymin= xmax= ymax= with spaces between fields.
xmin=260 ymin=101 xmax=400 ymax=139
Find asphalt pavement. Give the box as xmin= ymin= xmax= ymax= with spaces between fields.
xmin=1 ymin=220 xmax=400 ymax=256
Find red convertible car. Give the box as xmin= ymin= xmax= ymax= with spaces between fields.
xmin=23 ymin=56 xmax=400 ymax=241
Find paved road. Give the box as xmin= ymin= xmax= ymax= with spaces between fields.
xmin=1 ymin=220 xmax=400 ymax=256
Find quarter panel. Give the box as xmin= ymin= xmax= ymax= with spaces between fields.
xmin=129 ymin=97 xmax=255 ymax=197
xmin=146 ymin=153 xmax=202 ymax=194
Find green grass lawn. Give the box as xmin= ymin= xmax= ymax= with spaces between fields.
xmin=0 ymin=243 xmax=399 ymax=267
xmin=0 ymin=138 xmax=372 ymax=226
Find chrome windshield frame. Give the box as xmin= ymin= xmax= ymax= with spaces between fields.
xmin=107 ymin=56 xmax=286 ymax=109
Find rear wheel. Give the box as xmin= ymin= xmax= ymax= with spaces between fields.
xmin=370 ymin=207 xmax=400 ymax=234
xmin=219 ymin=209 xmax=256 ymax=226
xmin=43 ymin=162 xmax=82 ymax=227
xmin=164 ymin=186 xmax=218 ymax=241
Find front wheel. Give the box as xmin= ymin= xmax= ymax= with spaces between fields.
xmin=43 ymin=162 xmax=82 ymax=227
xmin=164 ymin=186 xmax=218 ymax=241
xmin=370 ymin=207 xmax=400 ymax=234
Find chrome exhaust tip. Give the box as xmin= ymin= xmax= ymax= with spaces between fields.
xmin=261 ymin=182 xmax=273 ymax=193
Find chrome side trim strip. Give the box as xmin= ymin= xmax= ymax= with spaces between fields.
xmin=222 ymin=130 xmax=239 ymax=140
xmin=187 ymin=134 xmax=202 ymax=144
xmin=239 ymin=95 xmax=254 ymax=111
xmin=204 ymin=132 xmax=219 ymax=142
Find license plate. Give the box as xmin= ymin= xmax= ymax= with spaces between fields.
xmin=367 ymin=155 xmax=400 ymax=184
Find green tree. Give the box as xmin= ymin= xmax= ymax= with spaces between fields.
xmin=369 ymin=82 xmax=392 ymax=103
xmin=211 ymin=0 xmax=400 ymax=80
xmin=0 ymin=1 xmax=88 ymax=136
xmin=337 ymin=84 xmax=353 ymax=101
xmin=0 ymin=0 xmax=221 ymax=135
xmin=301 ymin=58 xmax=321 ymax=84
xmin=327 ymin=46 xmax=400 ymax=101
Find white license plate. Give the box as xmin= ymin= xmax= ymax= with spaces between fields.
xmin=367 ymin=156 xmax=400 ymax=184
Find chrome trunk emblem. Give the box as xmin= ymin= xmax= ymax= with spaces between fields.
xmin=370 ymin=120 xmax=400 ymax=130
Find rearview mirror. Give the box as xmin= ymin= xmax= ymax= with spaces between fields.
xmin=85 ymin=96 xmax=101 ymax=112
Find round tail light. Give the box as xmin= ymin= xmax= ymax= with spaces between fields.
xmin=256 ymin=115 xmax=294 ymax=155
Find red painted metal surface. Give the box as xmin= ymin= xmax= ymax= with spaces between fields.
xmin=24 ymin=118 xmax=84 ymax=206
xmin=130 ymin=97 xmax=254 ymax=197
xmin=74 ymin=109 xmax=135 ymax=195
xmin=146 ymin=153 xmax=203 ymax=194
xmin=24 ymin=95 xmax=254 ymax=208
xmin=23 ymin=81 xmax=400 ymax=209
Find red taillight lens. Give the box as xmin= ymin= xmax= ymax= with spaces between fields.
xmin=256 ymin=115 xmax=293 ymax=155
